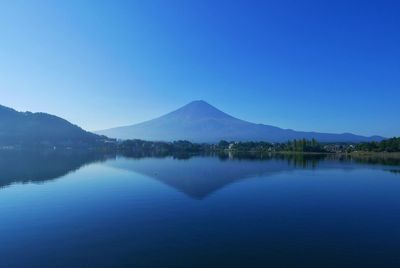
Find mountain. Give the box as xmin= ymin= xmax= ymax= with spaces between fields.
xmin=96 ymin=100 xmax=384 ymax=143
xmin=0 ymin=104 xmax=107 ymax=147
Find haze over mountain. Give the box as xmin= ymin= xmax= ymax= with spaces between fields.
xmin=0 ymin=104 xmax=106 ymax=147
xmin=97 ymin=100 xmax=384 ymax=143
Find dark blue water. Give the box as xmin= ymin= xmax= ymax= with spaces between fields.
xmin=1 ymin=151 xmax=400 ymax=267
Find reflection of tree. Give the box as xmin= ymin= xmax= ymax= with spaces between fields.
xmin=121 ymin=150 xmax=400 ymax=169
xmin=351 ymin=155 xmax=400 ymax=166
xmin=390 ymin=170 xmax=400 ymax=175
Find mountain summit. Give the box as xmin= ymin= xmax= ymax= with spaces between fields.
xmin=96 ymin=101 xmax=384 ymax=143
xmin=167 ymin=100 xmax=236 ymax=120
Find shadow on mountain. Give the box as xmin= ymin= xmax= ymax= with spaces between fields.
xmin=0 ymin=149 xmax=115 ymax=189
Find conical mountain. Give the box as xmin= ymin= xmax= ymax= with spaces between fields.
xmin=96 ymin=100 xmax=384 ymax=143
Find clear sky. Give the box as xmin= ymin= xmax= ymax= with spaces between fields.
xmin=1 ymin=0 xmax=399 ymax=137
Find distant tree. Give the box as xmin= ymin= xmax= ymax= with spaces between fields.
xmin=355 ymin=137 xmax=400 ymax=152
xmin=218 ymin=140 xmax=230 ymax=149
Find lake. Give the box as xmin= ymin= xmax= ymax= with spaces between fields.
xmin=1 ymin=151 xmax=400 ymax=268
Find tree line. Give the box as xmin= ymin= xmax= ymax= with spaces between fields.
xmin=118 ymin=137 xmax=400 ymax=154
xmin=355 ymin=137 xmax=400 ymax=152
xmin=216 ymin=138 xmax=325 ymax=152
xmin=118 ymin=138 xmax=326 ymax=154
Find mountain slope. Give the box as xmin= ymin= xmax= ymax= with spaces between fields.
xmin=96 ymin=100 xmax=384 ymax=143
xmin=0 ymin=104 xmax=105 ymax=147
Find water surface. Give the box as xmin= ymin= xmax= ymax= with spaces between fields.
xmin=1 ymin=151 xmax=400 ymax=267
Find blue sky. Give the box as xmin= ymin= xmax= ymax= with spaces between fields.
xmin=1 ymin=0 xmax=399 ymax=136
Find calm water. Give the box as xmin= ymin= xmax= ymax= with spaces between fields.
xmin=1 ymin=151 xmax=400 ymax=268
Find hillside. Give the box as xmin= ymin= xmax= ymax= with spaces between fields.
xmin=0 ymin=104 xmax=106 ymax=147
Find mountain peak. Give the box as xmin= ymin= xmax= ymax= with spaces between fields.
xmin=170 ymin=100 xmax=233 ymax=120
xmin=184 ymin=100 xmax=214 ymax=109
xmin=189 ymin=99 xmax=208 ymax=104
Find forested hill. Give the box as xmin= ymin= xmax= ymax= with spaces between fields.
xmin=0 ymin=104 xmax=107 ymax=147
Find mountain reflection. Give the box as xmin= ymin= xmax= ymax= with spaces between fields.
xmin=0 ymin=150 xmax=114 ymax=189
xmin=109 ymin=156 xmax=299 ymax=199
xmin=1 ymin=150 xmax=399 ymax=196
xmin=110 ymin=153 xmax=400 ymax=199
